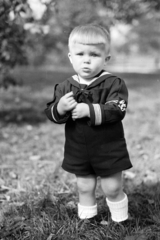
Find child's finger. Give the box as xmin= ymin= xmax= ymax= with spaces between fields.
xmin=72 ymin=105 xmax=77 ymax=113
xmin=68 ymin=97 xmax=77 ymax=104
xmin=70 ymin=101 xmax=77 ymax=109
xmin=69 ymin=99 xmax=76 ymax=104
xmin=65 ymin=91 xmax=74 ymax=98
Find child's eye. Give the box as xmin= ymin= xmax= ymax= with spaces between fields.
xmin=90 ymin=53 xmax=99 ymax=57
xmin=76 ymin=53 xmax=83 ymax=56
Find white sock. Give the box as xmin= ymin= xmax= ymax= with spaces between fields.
xmin=78 ymin=203 xmax=97 ymax=219
xmin=106 ymin=193 xmax=128 ymax=222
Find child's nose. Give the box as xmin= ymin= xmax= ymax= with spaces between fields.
xmin=83 ymin=56 xmax=91 ymax=63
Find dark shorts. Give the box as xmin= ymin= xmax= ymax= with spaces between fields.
xmin=61 ymin=120 xmax=132 ymax=177
xmin=62 ymin=139 xmax=132 ymax=177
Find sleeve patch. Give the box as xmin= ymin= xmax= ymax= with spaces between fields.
xmin=118 ymin=100 xmax=127 ymax=112
xmin=105 ymin=99 xmax=127 ymax=112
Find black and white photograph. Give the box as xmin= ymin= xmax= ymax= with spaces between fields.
xmin=0 ymin=0 xmax=160 ymax=239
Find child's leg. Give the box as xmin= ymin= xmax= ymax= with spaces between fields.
xmin=76 ymin=175 xmax=97 ymax=219
xmin=101 ymin=172 xmax=128 ymax=222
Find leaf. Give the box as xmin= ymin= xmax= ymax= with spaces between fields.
xmin=29 ymin=155 xmax=41 ymax=161
xmin=26 ymin=125 xmax=33 ymax=131
xmin=0 ymin=185 xmax=10 ymax=194
xmin=148 ymin=199 xmax=155 ymax=204
xmin=0 ymin=194 xmax=10 ymax=203
xmin=124 ymin=171 xmax=136 ymax=180
xmin=47 ymin=234 xmax=54 ymax=240
xmin=152 ymin=214 xmax=160 ymax=224
xmin=100 ymin=220 xmax=108 ymax=225
xmin=9 ymin=171 xmax=17 ymax=179
xmin=66 ymin=201 xmax=76 ymax=208
xmin=143 ymin=170 xmax=159 ymax=186
xmin=9 ymin=202 xmax=25 ymax=207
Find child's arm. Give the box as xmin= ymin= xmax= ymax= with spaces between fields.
xmin=87 ymin=78 xmax=128 ymax=126
xmin=45 ymin=84 xmax=77 ymax=124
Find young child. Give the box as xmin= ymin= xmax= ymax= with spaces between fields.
xmin=45 ymin=24 xmax=132 ymax=222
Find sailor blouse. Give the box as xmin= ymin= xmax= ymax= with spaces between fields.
xmin=45 ymin=73 xmax=132 ymax=176
xmin=45 ymin=73 xmax=128 ymax=125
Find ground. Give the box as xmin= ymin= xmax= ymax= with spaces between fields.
xmin=0 ymin=68 xmax=160 ymax=239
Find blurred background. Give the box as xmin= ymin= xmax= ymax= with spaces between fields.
xmin=0 ymin=0 xmax=160 ymax=80
xmin=0 ymin=0 xmax=160 ymax=194
xmin=0 ymin=2 xmax=160 ymax=238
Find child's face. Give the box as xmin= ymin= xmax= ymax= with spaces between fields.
xmin=68 ymin=43 xmax=110 ymax=80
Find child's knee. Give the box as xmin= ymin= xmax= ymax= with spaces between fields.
xmin=101 ymin=177 xmax=123 ymax=199
xmin=106 ymin=184 xmax=122 ymax=199
xmin=76 ymin=176 xmax=96 ymax=194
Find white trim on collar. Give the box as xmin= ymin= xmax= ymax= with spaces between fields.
xmin=72 ymin=71 xmax=110 ymax=85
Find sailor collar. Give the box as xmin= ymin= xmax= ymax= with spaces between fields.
xmin=68 ymin=72 xmax=113 ymax=89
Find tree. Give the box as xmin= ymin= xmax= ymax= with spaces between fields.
xmin=26 ymin=0 xmax=108 ymax=66
xmin=31 ymin=0 xmax=160 ymax=66
xmin=97 ymin=0 xmax=160 ymax=23
xmin=1 ymin=0 xmax=160 ymax=83
xmin=0 ymin=0 xmax=32 ymax=86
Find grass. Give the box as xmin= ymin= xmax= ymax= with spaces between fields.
xmin=1 ymin=185 xmax=160 ymax=239
xmin=0 ymin=67 xmax=160 ymax=239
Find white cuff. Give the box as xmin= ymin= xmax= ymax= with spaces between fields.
xmin=106 ymin=193 xmax=128 ymax=222
xmin=78 ymin=203 xmax=97 ymax=219
xmin=93 ymin=104 xmax=102 ymax=125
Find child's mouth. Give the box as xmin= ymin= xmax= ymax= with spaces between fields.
xmin=82 ymin=68 xmax=91 ymax=72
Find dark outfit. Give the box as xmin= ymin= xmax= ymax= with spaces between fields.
xmin=45 ymin=72 xmax=132 ymax=177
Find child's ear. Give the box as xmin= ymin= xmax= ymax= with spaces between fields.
xmin=105 ymin=55 xmax=111 ymax=62
xmin=104 ymin=55 xmax=111 ymax=66
xmin=68 ymin=53 xmax=73 ymax=64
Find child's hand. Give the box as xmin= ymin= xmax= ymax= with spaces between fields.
xmin=57 ymin=91 xmax=77 ymax=115
xmin=71 ymin=103 xmax=90 ymax=120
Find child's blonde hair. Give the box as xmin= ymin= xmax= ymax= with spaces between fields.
xmin=68 ymin=24 xmax=110 ymax=54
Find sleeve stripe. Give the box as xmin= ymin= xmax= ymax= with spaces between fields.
xmin=93 ymin=104 xmax=102 ymax=125
xmin=105 ymin=100 xmax=118 ymax=104
xmin=51 ymin=105 xmax=58 ymax=122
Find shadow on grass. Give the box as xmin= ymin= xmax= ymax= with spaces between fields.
xmin=0 ymin=108 xmax=47 ymax=125
xmin=12 ymin=68 xmax=160 ymax=90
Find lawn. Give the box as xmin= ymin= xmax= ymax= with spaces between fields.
xmin=0 ymin=67 xmax=160 ymax=239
